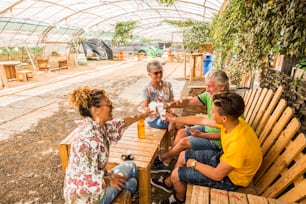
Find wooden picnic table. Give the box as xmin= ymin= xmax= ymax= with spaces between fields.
xmin=59 ymin=122 xmax=168 ymax=204
xmin=106 ymin=122 xmax=168 ymax=204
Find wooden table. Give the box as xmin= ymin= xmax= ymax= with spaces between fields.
xmin=106 ymin=123 xmax=168 ymax=204
xmin=0 ymin=61 xmax=21 ymax=80
xmin=59 ymin=122 xmax=168 ymax=204
xmin=184 ymin=53 xmax=203 ymax=81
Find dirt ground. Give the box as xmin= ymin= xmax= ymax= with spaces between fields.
xmin=0 ymin=59 xmax=204 ymax=204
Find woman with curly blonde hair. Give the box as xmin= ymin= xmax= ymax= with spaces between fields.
xmin=64 ymin=86 xmax=151 ymax=204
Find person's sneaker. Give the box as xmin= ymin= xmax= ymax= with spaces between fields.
xmin=151 ymin=176 xmax=173 ymax=193
xmin=159 ymin=194 xmax=185 ymax=204
xmin=151 ymin=162 xmax=172 ymax=173
xmin=153 ymin=156 xmax=163 ymax=166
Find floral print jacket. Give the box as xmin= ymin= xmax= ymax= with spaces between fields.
xmin=64 ymin=117 xmax=125 ymax=204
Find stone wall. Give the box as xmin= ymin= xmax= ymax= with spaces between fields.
xmin=260 ymin=68 xmax=306 ymax=134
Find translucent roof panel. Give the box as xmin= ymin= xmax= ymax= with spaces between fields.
xmin=0 ymin=0 xmax=225 ymax=47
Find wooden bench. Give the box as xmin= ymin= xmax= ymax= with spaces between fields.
xmin=186 ymin=185 xmax=292 ymax=204
xmin=59 ymin=122 xmax=169 ymax=204
xmin=186 ymin=86 xmax=306 ymax=203
xmin=16 ymin=70 xmax=34 ymax=82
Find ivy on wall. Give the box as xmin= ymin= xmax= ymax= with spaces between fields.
xmin=210 ymin=0 xmax=306 ymax=85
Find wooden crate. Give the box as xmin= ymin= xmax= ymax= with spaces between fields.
xmin=16 ymin=70 xmax=33 ymax=82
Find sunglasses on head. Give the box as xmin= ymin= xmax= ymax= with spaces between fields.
xmin=151 ymin=70 xmax=163 ymax=76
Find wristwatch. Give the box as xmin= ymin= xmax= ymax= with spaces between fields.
xmin=191 ymin=160 xmax=197 ymax=169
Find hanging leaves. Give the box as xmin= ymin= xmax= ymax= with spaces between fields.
xmin=210 ymin=0 xmax=305 ymax=85
xmin=165 ymin=19 xmax=210 ymax=51
xmin=112 ymin=21 xmax=137 ymax=46
xmin=156 ymin=0 xmax=175 ymax=7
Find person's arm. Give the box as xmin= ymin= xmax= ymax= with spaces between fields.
xmin=122 ymin=110 xmax=151 ymax=128
xmin=186 ymin=159 xmax=234 ymax=181
xmin=165 ymin=96 xmax=202 ymax=109
xmin=167 ymin=114 xmax=217 ymax=128
xmin=142 ymin=100 xmax=149 ymax=109
xmin=189 ymin=129 xmax=220 ymax=140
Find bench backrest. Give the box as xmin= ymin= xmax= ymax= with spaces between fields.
xmin=242 ymin=86 xmax=306 ymax=203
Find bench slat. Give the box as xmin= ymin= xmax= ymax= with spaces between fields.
xmin=278 ymin=179 xmax=306 ymax=203
xmin=248 ymin=88 xmax=267 ymax=126
xmin=255 ymin=118 xmax=300 ymax=180
xmin=260 ymin=107 xmax=294 ymax=154
xmin=251 ymin=89 xmax=273 ymax=130
xmin=255 ymin=133 xmax=306 ymax=194
xmin=256 ymin=86 xmax=283 ymax=136
xmin=246 ymin=88 xmax=262 ymax=123
xmin=244 ymin=89 xmax=257 ymax=118
xmin=210 ymin=188 xmax=229 ymax=204
xmin=247 ymin=194 xmax=269 ymax=204
xmin=258 ymin=99 xmax=287 ymax=146
xmin=262 ymin=154 xmax=306 ymax=199
xmin=243 ymin=88 xmax=255 ymax=109
xmin=191 ymin=185 xmax=209 ymax=204
xmin=228 ymin=191 xmax=248 ymax=204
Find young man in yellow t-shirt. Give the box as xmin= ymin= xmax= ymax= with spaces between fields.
xmin=151 ymin=92 xmax=262 ymax=204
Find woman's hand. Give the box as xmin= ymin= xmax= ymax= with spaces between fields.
xmin=143 ymin=107 xmax=154 ymax=118
xmin=109 ymin=173 xmax=126 ymax=190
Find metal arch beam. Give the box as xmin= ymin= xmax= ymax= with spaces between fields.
xmin=42 ymin=0 xmax=133 ymax=26
xmin=1 ymin=0 xmax=220 ymax=32
xmin=88 ymin=7 xmax=208 ymax=30
xmin=175 ymin=0 xmax=220 ymax=12
xmin=27 ymin=0 xmax=216 ymax=28
xmin=0 ymin=0 xmax=23 ymax=16
xmin=49 ymin=0 xmax=218 ymax=26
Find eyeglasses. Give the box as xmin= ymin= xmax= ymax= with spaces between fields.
xmin=151 ymin=71 xmax=163 ymax=76
xmin=101 ymin=103 xmax=113 ymax=109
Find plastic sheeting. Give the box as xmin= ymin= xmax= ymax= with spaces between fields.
xmin=0 ymin=0 xmax=224 ymax=47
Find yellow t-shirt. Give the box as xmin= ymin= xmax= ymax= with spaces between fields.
xmin=220 ymin=118 xmax=262 ymax=187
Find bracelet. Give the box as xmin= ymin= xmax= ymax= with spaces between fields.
xmin=104 ymin=176 xmax=112 ymax=186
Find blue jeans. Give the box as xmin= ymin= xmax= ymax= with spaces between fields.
xmin=99 ymin=161 xmax=138 ymax=204
xmin=147 ymin=116 xmax=169 ymax=129
xmin=186 ymin=125 xmax=220 ymax=150
xmin=178 ymin=150 xmax=238 ymax=191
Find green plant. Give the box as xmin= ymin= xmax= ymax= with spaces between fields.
xmin=294 ymin=59 xmax=306 ymax=86
xmin=156 ymin=0 xmax=175 ymax=7
xmin=112 ymin=21 xmax=137 ymax=46
xmin=165 ymin=19 xmax=210 ymax=52
xmin=67 ymin=38 xmax=86 ymax=53
xmin=209 ymin=0 xmax=305 ymax=86
xmin=51 ymin=50 xmax=60 ymax=56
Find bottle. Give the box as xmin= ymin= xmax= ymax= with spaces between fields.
xmin=137 ymin=119 xmax=145 ymax=139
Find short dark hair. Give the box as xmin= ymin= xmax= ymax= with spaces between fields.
xmin=213 ymin=92 xmax=245 ymax=120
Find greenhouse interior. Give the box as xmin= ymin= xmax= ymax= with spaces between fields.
xmin=0 ymin=0 xmax=305 ymax=204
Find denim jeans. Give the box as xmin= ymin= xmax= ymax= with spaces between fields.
xmin=178 ymin=150 xmax=238 ymax=191
xmin=147 ymin=116 xmax=169 ymax=129
xmin=185 ymin=125 xmax=220 ymax=150
xmin=99 ymin=161 xmax=138 ymax=204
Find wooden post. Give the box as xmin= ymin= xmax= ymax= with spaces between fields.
xmin=0 ymin=65 xmax=8 ymax=88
